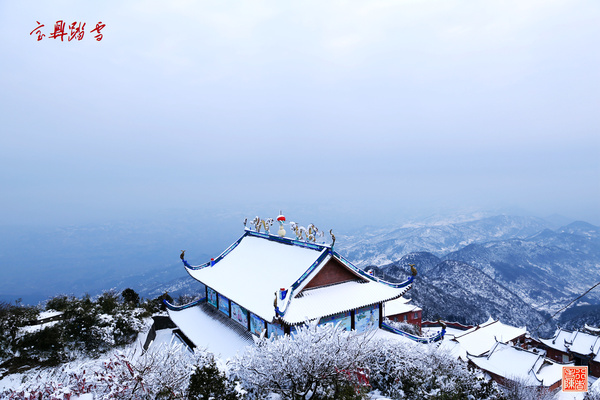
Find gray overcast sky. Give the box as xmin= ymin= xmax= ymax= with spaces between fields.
xmin=1 ymin=0 xmax=599 ymax=227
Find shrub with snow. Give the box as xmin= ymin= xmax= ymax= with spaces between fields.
xmin=366 ymin=338 xmax=502 ymax=400
xmin=1 ymin=344 xmax=212 ymax=400
xmin=187 ymin=355 xmax=242 ymax=400
xmin=232 ymin=322 xmax=373 ymax=400
xmin=500 ymin=377 xmax=554 ymax=400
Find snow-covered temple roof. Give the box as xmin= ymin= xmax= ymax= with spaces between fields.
xmin=167 ymin=305 xmax=253 ymax=359
xmin=384 ymin=297 xmax=422 ymax=317
xmin=184 ymin=229 xmax=413 ymax=325
xmin=282 ymin=280 xmax=404 ymax=325
xmin=452 ymin=318 xmax=527 ymax=357
xmin=467 ymin=342 xmax=564 ymax=387
xmin=540 ymin=328 xmax=600 ymax=361
xmin=539 ymin=329 xmax=572 ymax=353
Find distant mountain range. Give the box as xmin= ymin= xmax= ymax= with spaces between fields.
xmin=354 ymin=217 xmax=600 ymax=334
xmin=337 ymin=215 xmax=555 ymax=265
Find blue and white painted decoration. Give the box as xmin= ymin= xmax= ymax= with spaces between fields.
xmin=267 ymin=321 xmax=285 ymax=338
xmin=207 ymin=287 xmax=217 ymax=308
xmin=355 ymin=304 xmax=379 ymax=332
xmin=250 ymin=312 xmax=265 ymax=336
xmin=218 ymin=294 xmax=230 ymax=316
xmin=319 ymin=311 xmax=351 ymax=331
xmin=231 ymin=301 xmax=249 ymax=328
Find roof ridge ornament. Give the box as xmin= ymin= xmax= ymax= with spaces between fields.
xmin=250 ymin=216 xmax=274 ymax=234
xmin=289 ymin=222 xmax=323 ymax=242
xmin=410 ymin=264 xmax=418 ymax=276
xmin=277 ymin=213 xmax=286 ymax=237
xmin=330 ymin=229 xmax=336 ymax=248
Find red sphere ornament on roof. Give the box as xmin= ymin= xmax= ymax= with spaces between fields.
xmin=277 ymin=212 xmax=286 ymax=237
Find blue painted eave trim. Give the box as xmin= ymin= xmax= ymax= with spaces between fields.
xmin=381 ymin=322 xmax=445 ymax=343
xmin=163 ymin=297 xmax=207 ymax=311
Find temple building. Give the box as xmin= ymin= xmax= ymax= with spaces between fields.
xmin=441 ymin=318 xmax=528 ymax=361
xmin=179 ymin=216 xmax=416 ymax=337
xmin=467 ymin=342 xmax=564 ymax=391
xmin=384 ymin=297 xmax=422 ymax=328
xmin=539 ymin=328 xmax=600 ymax=377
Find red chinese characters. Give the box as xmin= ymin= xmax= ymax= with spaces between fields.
xmin=48 ymin=20 xmax=67 ymax=41
xmin=562 ymin=366 xmax=588 ymax=392
xmin=68 ymin=21 xmax=86 ymax=41
xmin=30 ymin=21 xmax=45 ymax=41
xmin=90 ymin=21 xmax=106 ymax=41
xmin=30 ymin=21 xmax=105 ymax=42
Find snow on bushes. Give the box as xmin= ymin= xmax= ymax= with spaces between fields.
xmin=232 ymin=321 xmax=504 ymax=400
xmin=1 ymin=344 xmax=215 ymax=399
xmin=366 ymin=337 xmax=503 ymax=400
xmin=232 ymin=322 xmax=375 ymax=400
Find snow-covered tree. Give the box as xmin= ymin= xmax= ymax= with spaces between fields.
xmin=499 ymin=377 xmax=554 ymax=400
xmin=364 ymin=334 xmax=502 ymax=400
xmin=231 ymin=322 xmax=373 ymax=400
xmin=1 ymin=344 xmax=213 ymax=399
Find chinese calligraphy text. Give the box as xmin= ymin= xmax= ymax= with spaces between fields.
xmin=30 ymin=21 xmax=105 ymax=42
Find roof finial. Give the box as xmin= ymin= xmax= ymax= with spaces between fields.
xmin=277 ymin=213 xmax=286 ymax=237
xmin=264 ymin=218 xmax=274 ymax=234
xmin=410 ymin=264 xmax=417 ymax=276
xmin=330 ymin=229 xmax=336 ymax=248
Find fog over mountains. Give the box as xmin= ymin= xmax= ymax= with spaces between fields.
xmin=2 ymin=212 xmax=599 ymax=334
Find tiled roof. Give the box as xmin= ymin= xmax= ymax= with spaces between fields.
xmin=167 ymin=303 xmax=254 ymax=359
xmin=540 ymin=328 xmax=600 ymax=360
xmin=453 ymin=319 xmax=527 ymax=357
xmin=186 ymin=232 xmax=328 ymax=322
xmin=567 ymin=331 xmax=600 ymax=357
xmin=281 ymin=280 xmax=411 ymax=325
xmin=468 ymin=342 xmax=564 ymax=387
xmin=384 ymin=297 xmax=421 ymax=317
xmin=185 ymin=230 xmax=413 ymax=324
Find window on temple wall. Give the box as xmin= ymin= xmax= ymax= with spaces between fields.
xmin=413 ymin=312 xmax=419 ymax=319
xmin=218 ymin=294 xmax=230 ymax=316
xmin=207 ymin=287 xmax=217 ymax=308
xmin=231 ymin=302 xmax=248 ymax=328
xmin=267 ymin=322 xmax=285 ymax=338
xmin=403 ymin=315 xmax=407 ymax=322
xmin=249 ymin=313 xmax=265 ymax=336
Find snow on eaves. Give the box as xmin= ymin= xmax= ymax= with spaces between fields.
xmin=281 ymin=280 xmax=411 ymax=325
xmin=384 ymin=297 xmax=421 ymax=317
xmin=185 ymin=231 xmax=413 ymax=324
xmin=453 ymin=319 xmax=527 ymax=358
xmin=540 ymin=328 xmax=600 ymax=362
xmin=167 ymin=304 xmax=254 ymax=359
xmin=467 ymin=342 xmax=564 ymax=388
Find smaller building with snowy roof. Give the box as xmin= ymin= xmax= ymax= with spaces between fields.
xmin=539 ymin=328 xmax=600 ymax=377
xmin=384 ymin=297 xmax=422 ymax=328
xmin=467 ymin=342 xmax=565 ymax=391
xmin=179 ymin=216 xmax=416 ymax=338
xmin=450 ymin=318 xmax=527 ymax=360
